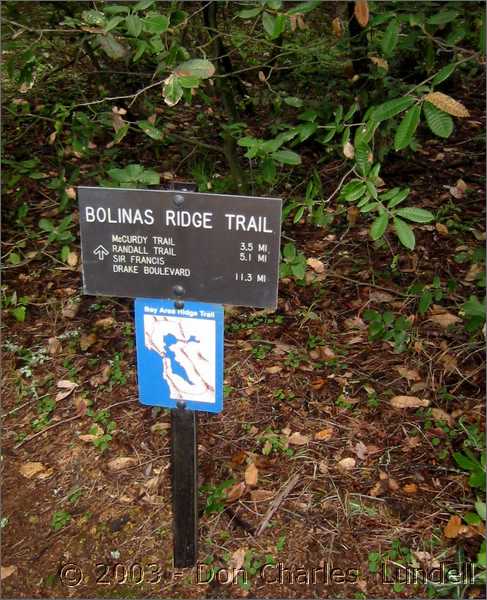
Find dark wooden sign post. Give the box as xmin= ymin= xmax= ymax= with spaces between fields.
xmin=78 ymin=185 xmax=282 ymax=567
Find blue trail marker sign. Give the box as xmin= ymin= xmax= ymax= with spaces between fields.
xmin=135 ymin=299 xmax=223 ymax=414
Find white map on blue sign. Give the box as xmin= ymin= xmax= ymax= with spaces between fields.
xmin=135 ymin=299 xmax=223 ymax=413
xmin=144 ymin=314 xmax=215 ymax=403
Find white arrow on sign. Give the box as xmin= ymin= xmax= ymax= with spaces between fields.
xmin=93 ymin=245 xmax=109 ymax=260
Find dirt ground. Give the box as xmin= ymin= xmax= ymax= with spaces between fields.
xmin=2 ymin=82 xmax=486 ymax=598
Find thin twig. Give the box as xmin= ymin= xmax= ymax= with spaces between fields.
xmin=255 ymin=472 xmax=301 ymax=536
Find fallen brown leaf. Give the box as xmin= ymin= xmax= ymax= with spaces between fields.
xmin=90 ymin=364 xmax=111 ymax=387
xmin=435 ymin=222 xmax=449 ymax=236
xmin=62 ymin=301 xmax=80 ymax=319
xmin=465 ymin=263 xmax=483 ymax=282
xmin=1 ymin=566 xmax=16 ymax=580
xmin=390 ymin=396 xmax=430 ymax=409
xmin=319 ymin=346 xmax=336 ymax=360
xmin=354 ymin=441 xmax=368 ymax=460
xmin=429 ymin=313 xmax=461 ymax=328
xmin=108 ymin=457 xmax=137 ymax=471
xmin=369 ymin=481 xmax=385 ymax=497
xmin=403 ymin=483 xmax=418 ymax=494
xmin=369 ymin=291 xmax=394 ymax=303
xmin=47 ymin=337 xmax=62 ymax=355
xmin=95 ymin=317 xmax=115 ymax=329
xmin=431 ymin=408 xmax=452 ymax=426
xmin=444 ymin=514 xmax=462 ymax=538
xmin=396 ymin=367 xmax=421 ymax=382
xmin=288 ymin=432 xmax=310 ymax=446
xmin=311 ymin=377 xmax=326 ymax=390
xmin=306 ymin=257 xmax=325 ymax=273
xmin=19 ymin=462 xmax=46 ymax=478
xmin=265 ymin=365 xmax=282 ymax=374
xmin=388 ymin=478 xmax=400 ymax=491
xmin=80 ymin=333 xmax=97 ymax=351
xmin=55 ymin=379 xmax=78 ymax=402
xmin=67 ymin=252 xmax=78 ymax=267
xmin=337 ymin=457 xmax=356 ymax=470
xmin=229 ymin=548 xmax=246 ymax=574
xmin=244 ymin=463 xmax=258 ymax=487
xmin=314 ymin=427 xmax=334 ymax=441
xmin=230 ymin=451 xmax=247 ymax=466
xmin=224 ymin=481 xmax=247 ymax=503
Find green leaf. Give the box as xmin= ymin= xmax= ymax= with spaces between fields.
xmin=464 ymin=512 xmax=482 ymax=526
xmin=432 ymin=63 xmax=456 ymax=86
xmin=12 ymin=306 xmax=26 ymax=322
xmin=418 ymin=290 xmax=433 ymax=315
xmin=105 ymin=16 xmax=124 ymax=32
xmin=262 ymin=11 xmax=276 ymax=37
xmin=341 ymin=180 xmax=366 ymax=202
xmin=238 ymin=6 xmax=262 ymax=18
xmin=261 ymin=157 xmax=276 ymax=183
xmin=175 ymin=59 xmax=215 ymax=79
xmin=293 ymin=205 xmax=305 ymax=224
xmin=98 ymin=34 xmax=127 ymax=59
xmin=370 ymin=212 xmax=389 ymax=241
xmin=475 ymin=500 xmax=486 ymax=521
xmin=371 ymin=97 xmax=415 ymax=122
xmin=272 ymin=14 xmax=286 ymax=38
xmin=8 ymin=252 xmax=21 ymax=265
xmin=60 ymin=246 xmax=70 ymax=262
xmin=238 ymin=136 xmax=259 ymax=148
xmin=163 ymin=75 xmax=183 ymax=107
xmin=143 ymin=14 xmax=169 ymax=33
xmin=133 ymin=0 xmax=155 ymax=11
xmin=107 ymin=168 xmax=128 ymax=182
xmin=138 ymin=170 xmax=160 ymax=185
xmin=133 ymin=40 xmax=148 ymax=62
xmin=395 ymin=207 xmax=434 ymax=223
xmin=427 ymin=11 xmax=458 ymax=25
xmin=126 ymin=164 xmax=144 ymax=180
xmin=39 ymin=218 xmax=54 ymax=232
xmin=423 ymin=102 xmax=454 ymax=138
xmin=462 ymin=295 xmax=486 ymax=318
xmin=355 ymin=141 xmax=371 ymax=176
xmin=394 ymin=104 xmax=421 ymax=150
xmin=360 ymin=202 xmax=379 ymax=213
xmin=178 ymin=75 xmax=201 ymax=88
xmin=296 ymin=122 xmax=317 ymax=142
xmin=125 ymin=15 xmax=142 ymax=37
xmin=270 ymin=150 xmax=301 ymax=165
xmin=284 ymin=96 xmax=303 ymax=108
xmin=394 ymin=217 xmax=415 ymax=250
xmin=287 ymin=0 xmax=320 ymax=15
xmin=386 ymin=188 xmax=410 ymax=208
xmin=82 ymin=10 xmax=106 ymax=26
xmin=138 ymin=121 xmax=163 ymax=140
xmin=382 ymin=19 xmax=400 ymax=57
xmin=113 ymin=123 xmax=129 ymax=144
xmin=366 ymin=181 xmax=378 ymax=199
xmin=291 ymin=262 xmax=305 ymax=279
xmin=283 ymin=242 xmax=296 ymax=259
